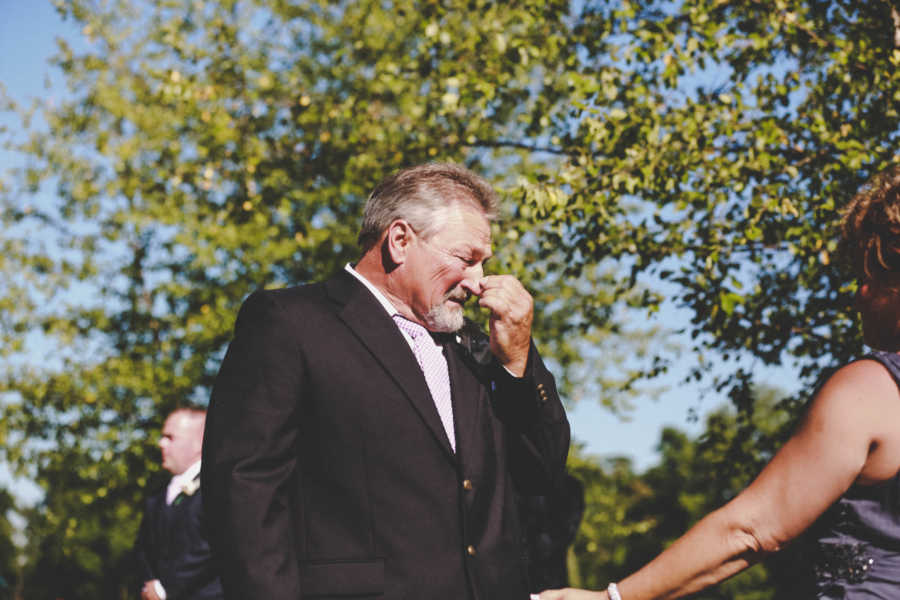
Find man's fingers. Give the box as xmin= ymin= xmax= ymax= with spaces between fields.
xmin=477 ymin=289 xmax=512 ymax=314
xmin=478 ymin=274 xmax=522 ymax=291
xmin=479 ymin=287 xmax=530 ymax=319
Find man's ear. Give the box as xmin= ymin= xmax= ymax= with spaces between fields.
xmin=385 ymin=219 xmax=414 ymax=266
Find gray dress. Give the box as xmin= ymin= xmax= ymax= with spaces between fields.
xmin=803 ymin=351 xmax=900 ymax=599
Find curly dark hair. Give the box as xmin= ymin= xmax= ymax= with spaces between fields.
xmin=841 ymin=164 xmax=900 ymax=280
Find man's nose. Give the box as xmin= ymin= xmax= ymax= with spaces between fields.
xmin=471 ymin=262 xmax=484 ymax=280
xmin=459 ymin=271 xmax=484 ymax=296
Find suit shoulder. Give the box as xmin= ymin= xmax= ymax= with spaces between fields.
xmin=140 ymin=484 xmax=167 ymax=511
xmin=236 ymin=281 xmax=331 ymax=324
xmin=246 ymin=280 xmax=328 ymax=306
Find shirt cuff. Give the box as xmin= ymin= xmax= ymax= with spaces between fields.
xmin=153 ymin=580 xmax=167 ymax=600
xmin=496 ymin=342 xmax=535 ymax=381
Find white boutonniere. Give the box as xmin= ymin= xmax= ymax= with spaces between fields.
xmin=181 ymin=477 xmax=200 ymax=497
xmin=173 ymin=478 xmax=200 ymax=506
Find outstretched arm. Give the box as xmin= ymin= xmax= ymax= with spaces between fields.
xmin=542 ymin=358 xmax=900 ymax=600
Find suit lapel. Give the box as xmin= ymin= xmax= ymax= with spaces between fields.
xmin=325 ymin=271 xmax=456 ymax=461
xmin=445 ymin=341 xmax=484 ymax=466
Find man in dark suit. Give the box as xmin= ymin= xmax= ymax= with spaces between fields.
xmin=202 ymin=162 xmax=570 ymax=599
xmin=135 ymin=408 xmax=223 ymax=600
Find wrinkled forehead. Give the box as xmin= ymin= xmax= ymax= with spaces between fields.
xmin=414 ymin=174 xmax=498 ymax=219
xmin=431 ymin=203 xmax=492 ymax=244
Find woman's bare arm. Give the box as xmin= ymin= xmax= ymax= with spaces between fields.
xmin=542 ymin=358 xmax=900 ymax=600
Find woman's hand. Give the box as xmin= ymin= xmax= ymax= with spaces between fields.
xmin=538 ymin=589 xmax=607 ymax=600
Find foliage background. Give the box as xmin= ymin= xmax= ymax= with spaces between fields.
xmin=1 ymin=0 xmax=899 ymax=597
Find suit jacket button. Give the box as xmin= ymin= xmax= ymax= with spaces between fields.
xmin=466 ymin=545 xmax=477 ymax=556
xmin=462 ymin=479 xmax=473 ymax=491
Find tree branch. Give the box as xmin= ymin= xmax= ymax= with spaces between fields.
xmin=466 ymin=138 xmax=568 ymax=155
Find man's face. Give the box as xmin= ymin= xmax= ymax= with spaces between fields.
xmin=404 ymin=204 xmax=492 ymax=332
xmin=158 ymin=412 xmax=203 ymax=476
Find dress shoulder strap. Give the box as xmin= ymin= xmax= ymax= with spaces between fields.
xmin=864 ymin=351 xmax=900 ymax=390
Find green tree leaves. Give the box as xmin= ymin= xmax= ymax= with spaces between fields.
xmin=3 ymin=0 xmax=899 ymax=594
xmin=523 ymin=0 xmax=900 ymax=392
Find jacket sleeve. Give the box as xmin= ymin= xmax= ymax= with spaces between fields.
xmin=490 ymin=341 xmax=570 ymax=494
xmin=133 ymin=497 xmax=157 ymax=588
xmin=201 ymin=290 xmax=304 ymax=599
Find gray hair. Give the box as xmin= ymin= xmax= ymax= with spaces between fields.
xmin=357 ymin=162 xmax=499 ymax=253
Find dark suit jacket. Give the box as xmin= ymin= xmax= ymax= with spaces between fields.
xmin=202 ymin=270 xmax=570 ymax=599
xmin=134 ymin=476 xmax=224 ymax=599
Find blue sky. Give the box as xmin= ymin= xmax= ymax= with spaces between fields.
xmin=1 ymin=2 xmax=75 ymax=104
xmin=0 ymin=1 xmax=775 ymax=500
xmin=0 ymin=0 xmax=83 ymax=505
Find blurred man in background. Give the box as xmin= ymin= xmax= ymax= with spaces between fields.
xmin=134 ymin=408 xmax=222 ymax=600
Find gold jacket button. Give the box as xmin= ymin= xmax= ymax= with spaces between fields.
xmin=462 ymin=479 xmax=473 ymax=491
xmin=466 ymin=545 xmax=477 ymax=556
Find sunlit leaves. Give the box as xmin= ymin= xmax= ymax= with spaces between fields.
xmin=4 ymin=0 xmax=899 ymax=594
xmin=0 ymin=0 xmax=611 ymax=593
xmin=519 ymin=0 xmax=900 ymax=395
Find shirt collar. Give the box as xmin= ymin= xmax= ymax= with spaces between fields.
xmin=344 ymin=264 xmax=461 ymax=348
xmin=175 ymin=459 xmax=201 ymax=484
xmin=344 ymin=263 xmax=399 ymax=317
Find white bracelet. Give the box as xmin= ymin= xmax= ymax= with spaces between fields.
xmin=607 ymin=582 xmax=622 ymax=600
